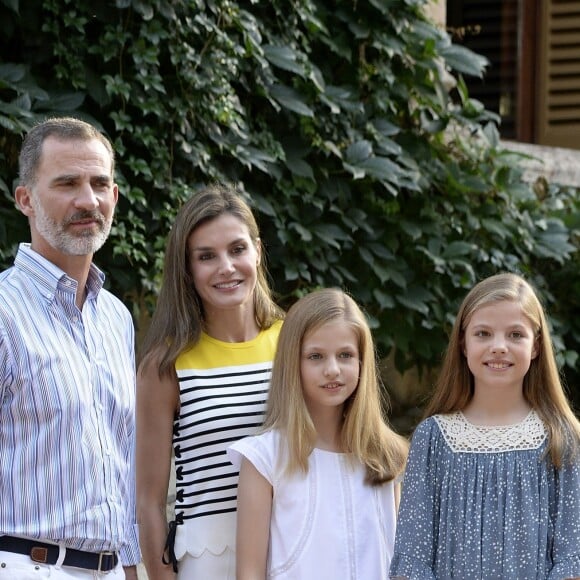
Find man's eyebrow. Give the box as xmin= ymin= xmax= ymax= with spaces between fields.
xmin=51 ymin=174 xmax=80 ymax=183
xmin=91 ymin=174 xmax=113 ymax=184
xmin=50 ymin=174 xmax=113 ymax=185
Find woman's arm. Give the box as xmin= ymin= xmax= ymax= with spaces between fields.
xmin=236 ymin=457 xmax=273 ymax=580
xmin=136 ymin=356 xmax=180 ymax=580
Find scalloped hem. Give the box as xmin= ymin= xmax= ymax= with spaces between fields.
xmin=173 ymin=512 xmax=236 ymax=560
xmin=176 ymin=544 xmax=235 ymax=580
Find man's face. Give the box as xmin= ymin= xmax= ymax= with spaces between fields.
xmin=19 ymin=136 xmax=118 ymax=258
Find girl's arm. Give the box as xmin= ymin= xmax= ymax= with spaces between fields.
xmin=394 ymin=481 xmax=402 ymax=514
xmin=550 ymin=459 xmax=580 ymax=579
xmin=236 ymin=457 xmax=273 ymax=580
xmin=389 ymin=420 xmax=438 ymax=579
xmin=136 ymin=357 xmax=179 ymax=580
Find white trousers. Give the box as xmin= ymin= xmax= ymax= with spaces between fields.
xmin=0 ymin=550 xmax=125 ymax=579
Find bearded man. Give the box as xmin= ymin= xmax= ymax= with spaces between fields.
xmin=0 ymin=117 xmax=139 ymax=579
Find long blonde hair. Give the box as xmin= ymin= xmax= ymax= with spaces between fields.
xmin=424 ymin=272 xmax=580 ymax=466
xmin=139 ymin=184 xmax=284 ymax=376
xmin=263 ymin=288 xmax=408 ymax=484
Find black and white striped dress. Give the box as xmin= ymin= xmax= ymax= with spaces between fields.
xmin=171 ymin=320 xmax=282 ymax=565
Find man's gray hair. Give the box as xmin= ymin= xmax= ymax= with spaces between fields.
xmin=19 ymin=117 xmax=115 ymax=187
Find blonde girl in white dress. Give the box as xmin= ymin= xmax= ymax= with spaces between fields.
xmin=228 ymin=288 xmax=408 ymax=579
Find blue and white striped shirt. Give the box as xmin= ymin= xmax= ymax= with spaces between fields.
xmin=0 ymin=243 xmax=140 ymax=565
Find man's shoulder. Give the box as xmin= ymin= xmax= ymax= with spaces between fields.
xmin=0 ymin=264 xmax=16 ymax=283
xmin=96 ymin=287 xmax=133 ymax=320
xmin=0 ymin=266 xmax=20 ymax=306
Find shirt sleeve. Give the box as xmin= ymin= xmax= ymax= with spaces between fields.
xmin=119 ymin=425 xmax=141 ymax=566
xmin=119 ymin=318 xmax=141 ymax=566
xmin=548 ymin=456 xmax=580 ymax=579
xmin=227 ymin=431 xmax=276 ymax=485
xmin=0 ymin=312 xmax=12 ymax=402
xmin=389 ymin=419 xmax=439 ymax=580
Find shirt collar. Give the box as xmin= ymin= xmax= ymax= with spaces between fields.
xmin=14 ymin=243 xmax=105 ymax=300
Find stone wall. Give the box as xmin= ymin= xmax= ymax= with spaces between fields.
xmin=502 ymin=141 xmax=580 ymax=188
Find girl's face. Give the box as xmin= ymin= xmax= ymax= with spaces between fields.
xmin=463 ymin=300 xmax=538 ymax=395
xmin=187 ymin=213 xmax=260 ymax=317
xmin=300 ymin=320 xmax=360 ymax=416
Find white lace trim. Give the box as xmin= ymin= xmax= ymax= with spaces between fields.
xmin=434 ymin=410 xmax=547 ymax=453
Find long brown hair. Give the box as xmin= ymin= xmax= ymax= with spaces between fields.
xmin=424 ymin=272 xmax=580 ymax=466
xmin=139 ymin=183 xmax=284 ymax=377
xmin=263 ymin=288 xmax=408 ymax=484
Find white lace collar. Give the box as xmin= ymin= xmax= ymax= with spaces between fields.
xmin=434 ymin=410 xmax=547 ymax=454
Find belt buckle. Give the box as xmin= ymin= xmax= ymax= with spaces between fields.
xmin=97 ymin=551 xmax=115 ymax=573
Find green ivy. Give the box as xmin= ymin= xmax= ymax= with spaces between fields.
xmin=0 ymin=0 xmax=578 ymax=404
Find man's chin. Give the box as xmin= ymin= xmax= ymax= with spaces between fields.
xmin=57 ymin=236 xmax=107 ymax=256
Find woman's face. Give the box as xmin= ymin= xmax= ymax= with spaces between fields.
xmin=187 ymin=213 xmax=260 ymax=317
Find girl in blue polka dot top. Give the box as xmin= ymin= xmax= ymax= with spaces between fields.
xmin=390 ymin=273 xmax=580 ymax=580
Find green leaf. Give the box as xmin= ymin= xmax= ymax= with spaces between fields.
xmin=0 ymin=63 xmax=26 ymax=84
xmin=269 ymin=84 xmax=313 ymax=117
xmin=400 ymin=220 xmax=422 ymax=240
xmin=371 ymin=118 xmax=399 ymax=137
xmin=359 ymin=246 xmax=375 ymax=266
xmin=439 ymin=44 xmax=489 ymax=78
xmin=481 ymin=218 xmax=511 ymax=239
xmin=285 ymin=157 xmax=314 ymax=179
xmin=345 ymin=140 xmax=372 ymax=164
xmin=369 ymin=244 xmax=395 ymax=261
xmin=442 ymin=241 xmax=475 ymax=258
xmin=237 ymin=146 xmax=277 ymax=173
xmin=289 ymin=222 xmax=313 ymax=242
xmin=373 ymin=262 xmax=392 ymax=284
xmin=322 ymin=85 xmax=364 ymax=113
xmin=0 ymin=176 xmax=10 ymax=196
xmin=133 ymin=0 xmax=154 ymax=20
xmin=263 ymin=45 xmax=305 ymax=76
xmin=533 ymin=219 xmax=575 ymax=262
xmin=37 ymin=92 xmax=85 ymax=111
xmin=313 ymin=223 xmax=350 ymax=249
xmin=334 ymin=264 xmax=358 ymax=283
xmin=373 ymin=288 xmax=395 ymax=309
xmin=396 ymin=294 xmax=428 ymax=315
xmin=2 ymin=0 xmax=19 ymax=13
xmin=343 ymin=162 xmax=366 ymax=180
xmin=396 ymin=286 xmax=433 ymax=315
xmin=357 ymin=156 xmax=403 ymax=183
xmin=389 ymin=270 xmax=407 ymax=289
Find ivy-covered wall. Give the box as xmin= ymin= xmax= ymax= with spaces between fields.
xmin=1 ymin=0 xmax=578 ymax=413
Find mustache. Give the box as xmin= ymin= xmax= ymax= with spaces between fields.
xmin=64 ymin=210 xmax=106 ymax=226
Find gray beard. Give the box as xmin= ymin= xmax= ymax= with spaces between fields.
xmin=31 ymin=196 xmax=113 ymax=256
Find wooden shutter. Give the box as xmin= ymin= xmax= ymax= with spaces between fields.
xmin=536 ymin=0 xmax=580 ymax=149
xmin=446 ymin=0 xmax=519 ymax=139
